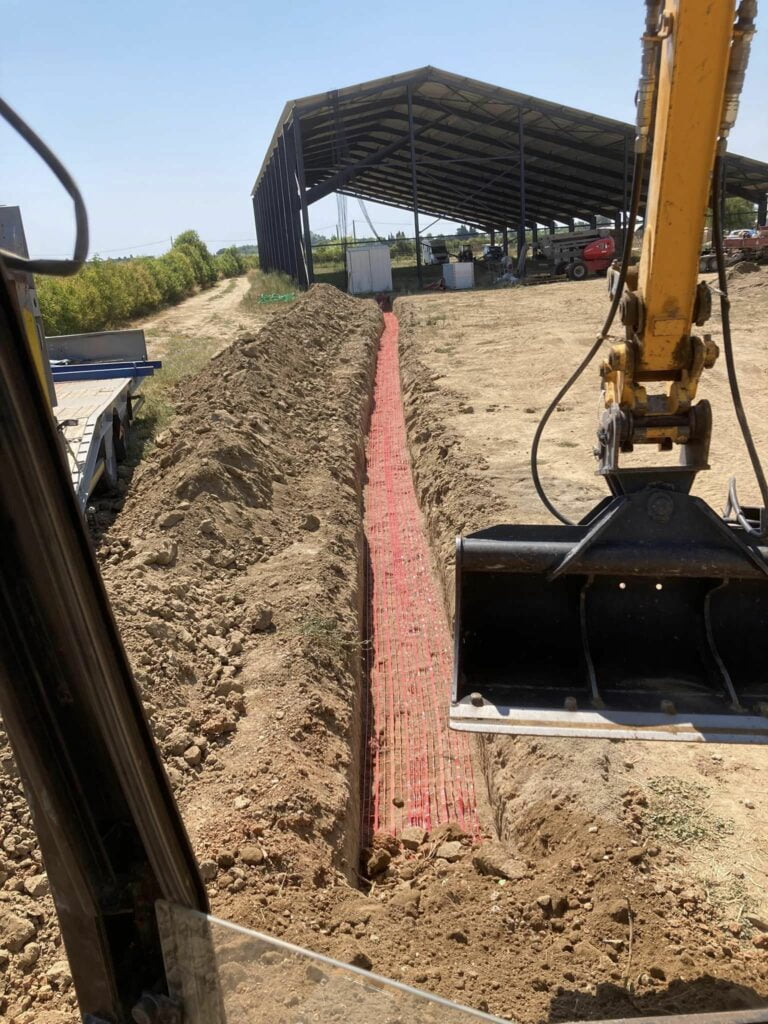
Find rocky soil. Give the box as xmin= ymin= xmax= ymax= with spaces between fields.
xmin=394 ymin=278 xmax=768 ymax=1021
xmin=1 ymin=277 xmax=767 ymax=1024
xmin=0 ymin=284 xmax=382 ymax=1022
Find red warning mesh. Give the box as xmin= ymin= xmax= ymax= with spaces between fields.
xmin=362 ymin=313 xmax=479 ymax=839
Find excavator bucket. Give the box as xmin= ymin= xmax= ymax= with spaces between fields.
xmin=451 ymin=487 xmax=768 ymax=743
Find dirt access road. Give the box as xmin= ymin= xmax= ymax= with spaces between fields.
xmin=136 ymin=273 xmax=256 ymax=361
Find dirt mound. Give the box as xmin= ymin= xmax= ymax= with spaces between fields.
xmin=728 ymin=260 xmax=762 ymax=277
xmin=727 ymin=263 xmax=767 ymax=290
xmin=0 ymin=285 xmax=382 ymax=1022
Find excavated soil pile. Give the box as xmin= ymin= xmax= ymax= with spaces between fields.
xmin=0 ymin=284 xmax=382 ymax=1023
xmin=396 ymin=294 xmax=768 ymax=1022
xmin=4 ymin=278 xmax=767 ymax=1024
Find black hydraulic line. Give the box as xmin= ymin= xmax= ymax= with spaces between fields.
xmin=530 ymin=0 xmax=661 ymax=526
xmin=712 ymin=150 xmax=768 ymax=536
xmin=529 ymin=142 xmax=646 ymax=526
xmin=0 ymin=96 xmax=88 ymax=276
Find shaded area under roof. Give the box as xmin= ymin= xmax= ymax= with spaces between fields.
xmin=251 ymin=66 xmax=768 ymax=286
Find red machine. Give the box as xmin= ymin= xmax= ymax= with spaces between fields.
xmin=579 ymin=234 xmax=616 ymax=275
xmin=536 ymin=230 xmax=616 ymax=280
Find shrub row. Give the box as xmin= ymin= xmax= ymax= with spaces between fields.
xmin=36 ymin=230 xmax=250 ymax=336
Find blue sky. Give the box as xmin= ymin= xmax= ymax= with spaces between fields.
xmin=3 ymin=0 xmax=767 ymax=259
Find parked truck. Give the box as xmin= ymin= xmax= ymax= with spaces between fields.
xmin=1 ymin=206 xmax=160 ymax=510
xmin=699 ymin=226 xmax=768 ymax=271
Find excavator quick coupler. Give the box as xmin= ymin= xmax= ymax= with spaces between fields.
xmin=452 ymin=487 xmax=768 ymax=743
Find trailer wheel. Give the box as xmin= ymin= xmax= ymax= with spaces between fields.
xmin=569 ymin=260 xmax=588 ymax=281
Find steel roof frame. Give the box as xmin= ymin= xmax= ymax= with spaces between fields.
xmin=252 ymin=66 xmax=768 ymax=286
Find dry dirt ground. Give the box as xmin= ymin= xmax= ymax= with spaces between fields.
xmin=396 ymin=266 xmax=768 ymax=1018
xmin=2 ymin=273 xmax=768 ymax=1024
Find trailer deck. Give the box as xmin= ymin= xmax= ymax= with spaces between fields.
xmin=54 ymin=376 xmax=144 ymax=507
xmin=47 ymin=329 xmax=159 ymax=509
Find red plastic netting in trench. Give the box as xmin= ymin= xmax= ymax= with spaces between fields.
xmin=362 ymin=312 xmax=479 ymax=839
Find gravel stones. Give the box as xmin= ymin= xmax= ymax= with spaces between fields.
xmin=435 ymin=841 xmax=463 ymax=862
xmin=472 ymin=842 xmax=527 ymax=881
xmin=0 ymin=908 xmax=36 ymax=952
xmin=400 ymin=826 xmax=427 ymax=851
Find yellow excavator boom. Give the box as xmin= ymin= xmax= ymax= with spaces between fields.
xmin=451 ymin=0 xmax=768 ymax=743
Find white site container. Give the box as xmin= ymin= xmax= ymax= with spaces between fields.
xmin=346 ymin=244 xmax=393 ymax=294
xmin=442 ymin=262 xmax=475 ymax=289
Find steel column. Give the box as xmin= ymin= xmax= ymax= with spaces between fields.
xmin=517 ymin=108 xmax=527 ymax=272
xmin=276 ymin=137 xmax=292 ymax=278
xmin=293 ymin=115 xmax=314 ymax=285
xmin=285 ymin=127 xmax=306 ymax=285
xmin=263 ymin=166 xmax=274 ymax=272
xmin=759 ymin=194 xmax=767 ymax=227
xmin=276 ymin=140 xmax=294 ymax=278
xmin=252 ymin=195 xmax=263 ymax=271
xmin=407 ymin=85 xmax=422 ymax=288
xmin=266 ymin=164 xmax=277 ymax=272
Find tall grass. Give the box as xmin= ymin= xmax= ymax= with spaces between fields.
xmin=36 ymin=231 xmax=252 ymax=337
xmin=239 ymin=269 xmax=297 ymax=313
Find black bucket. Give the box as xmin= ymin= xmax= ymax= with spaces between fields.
xmin=452 ymin=488 xmax=768 ymax=742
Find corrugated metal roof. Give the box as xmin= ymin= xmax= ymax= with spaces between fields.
xmin=253 ymin=66 xmax=768 ymax=229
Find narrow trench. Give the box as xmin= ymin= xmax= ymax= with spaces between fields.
xmin=360 ymin=312 xmax=479 ymax=844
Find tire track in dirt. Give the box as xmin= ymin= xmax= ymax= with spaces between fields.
xmin=135 ymin=275 xmax=253 ymax=361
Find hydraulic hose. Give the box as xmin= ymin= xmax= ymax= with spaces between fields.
xmin=712 ymin=150 xmax=768 ymax=536
xmin=530 ymin=147 xmax=646 ymax=526
xmin=530 ymin=0 xmax=660 ymax=526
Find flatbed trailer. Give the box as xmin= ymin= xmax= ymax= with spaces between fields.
xmin=47 ymin=329 xmax=160 ymax=509
xmin=1 ymin=207 xmax=161 ymax=510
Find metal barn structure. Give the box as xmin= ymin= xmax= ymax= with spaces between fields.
xmin=251 ymin=66 xmax=768 ymax=287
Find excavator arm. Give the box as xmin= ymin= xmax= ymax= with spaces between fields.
xmin=599 ymin=0 xmax=756 ymax=491
xmin=452 ymin=0 xmax=768 ymax=743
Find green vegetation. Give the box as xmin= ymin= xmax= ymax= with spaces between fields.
xmin=705 ymin=196 xmax=758 ymax=234
xmin=36 ymin=231 xmax=251 ymax=336
xmin=645 ymin=776 xmax=734 ymax=846
xmin=297 ymin=613 xmax=366 ymax=661
xmin=239 ymin=269 xmax=297 ymax=313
